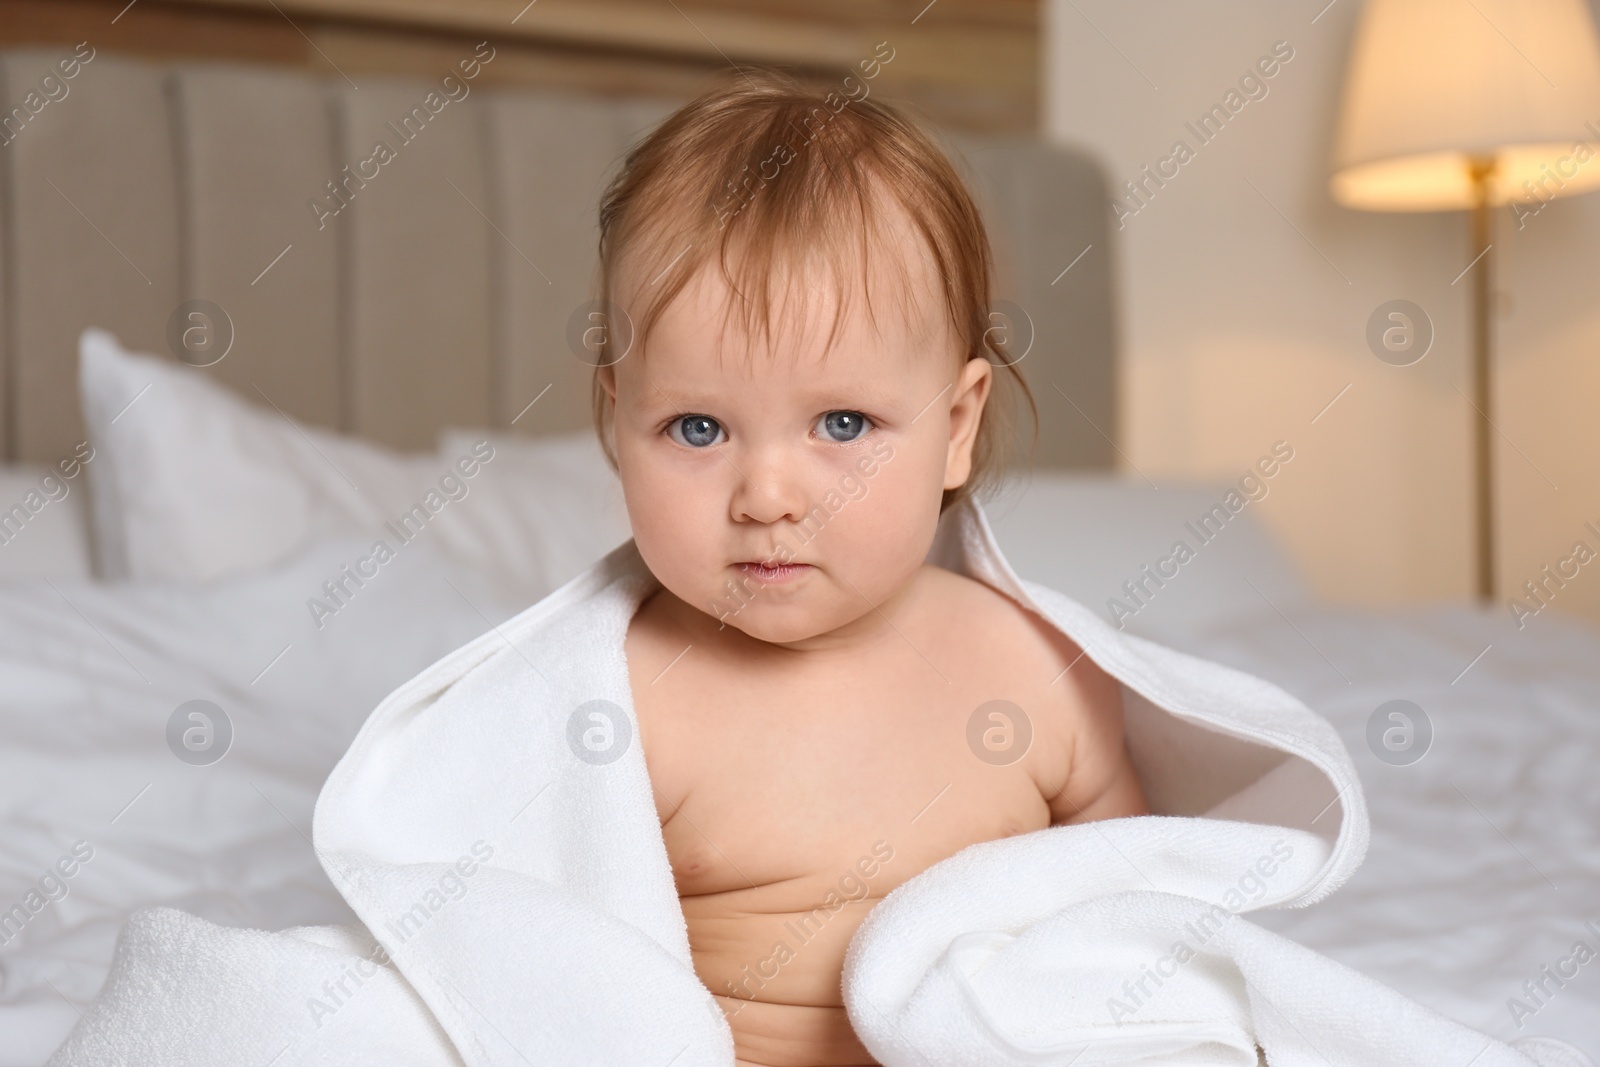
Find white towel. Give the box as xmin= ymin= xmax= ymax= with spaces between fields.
xmin=46 ymin=498 xmax=1571 ymax=1066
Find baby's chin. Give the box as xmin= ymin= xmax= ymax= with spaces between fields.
xmin=703 ymin=595 xmax=857 ymax=647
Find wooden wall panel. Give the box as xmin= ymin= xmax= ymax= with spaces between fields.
xmin=173 ymin=63 xmax=342 ymax=430
xmin=485 ymin=90 xmax=625 ymax=435
xmin=338 ymin=77 xmax=494 ymax=449
xmin=1 ymin=49 xmax=181 ymax=461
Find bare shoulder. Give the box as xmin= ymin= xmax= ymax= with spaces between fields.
xmin=917 ymin=564 xmax=1121 ymax=706
xmin=919 ymin=564 xmax=1147 ymax=823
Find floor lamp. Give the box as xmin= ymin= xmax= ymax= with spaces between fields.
xmin=1328 ymin=0 xmax=1600 ymax=602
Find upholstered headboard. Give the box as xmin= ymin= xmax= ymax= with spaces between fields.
xmin=0 ymin=47 xmax=1116 ymax=469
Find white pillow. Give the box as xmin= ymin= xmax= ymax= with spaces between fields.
xmin=77 ymin=328 xmax=629 ymax=594
xmin=0 ymin=461 xmax=95 ymax=580
xmin=983 ymin=470 xmax=1313 ymax=639
xmin=436 ymin=428 xmax=633 ymax=593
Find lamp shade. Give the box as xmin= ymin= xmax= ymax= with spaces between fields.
xmin=1331 ymin=0 xmax=1600 ymax=211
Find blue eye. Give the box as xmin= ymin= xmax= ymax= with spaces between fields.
xmin=817 ymin=411 xmax=871 ymax=443
xmin=668 ymin=415 xmax=724 ymax=448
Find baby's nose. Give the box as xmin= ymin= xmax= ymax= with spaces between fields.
xmin=728 ymin=451 xmax=812 ymax=526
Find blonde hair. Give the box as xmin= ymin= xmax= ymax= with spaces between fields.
xmin=590 ymin=67 xmax=1036 ymax=513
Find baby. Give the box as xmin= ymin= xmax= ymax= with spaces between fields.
xmin=590 ymin=71 xmax=1149 ymax=1067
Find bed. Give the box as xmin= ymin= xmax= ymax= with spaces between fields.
xmin=0 ymin=47 xmax=1596 ymax=1066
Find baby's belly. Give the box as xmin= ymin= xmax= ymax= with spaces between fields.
xmin=687 ymin=894 xmax=883 ymax=1066
xmin=668 ymin=779 xmax=1053 ymax=1064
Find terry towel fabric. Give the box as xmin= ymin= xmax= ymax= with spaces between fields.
xmin=45 ymin=497 xmax=1572 ymax=1066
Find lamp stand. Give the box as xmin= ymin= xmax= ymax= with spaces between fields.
xmin=1468 ymin=157 xmax=1496 ymax=602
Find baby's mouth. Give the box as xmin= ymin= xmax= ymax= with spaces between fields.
xmin=736 ymin=561 xmax=813 ymax=584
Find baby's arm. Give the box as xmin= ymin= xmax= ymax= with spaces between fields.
xmin=1045 ymin=659 xmax=1150 ymax=825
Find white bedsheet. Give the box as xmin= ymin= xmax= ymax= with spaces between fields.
xmin=0 ymin=536 xmax=531 ymax=1066
xmin=1140 ymin=602 xmax=1600 ymax=1057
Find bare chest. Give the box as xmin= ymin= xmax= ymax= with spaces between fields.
xmin=626 ymin=624 xmax=1073 ymax=907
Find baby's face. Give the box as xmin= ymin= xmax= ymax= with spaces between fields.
xmin=602 ymin=249 xmax=991 ymax=648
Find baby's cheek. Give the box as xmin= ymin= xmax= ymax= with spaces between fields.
xmin=622 ymin=482 xmax=700 ymax=574
xmin=825 ymin=473 xmax=938 ymax=581
xmin=866 ymin=448 xmax=944 ymax=526
xmin=632 ymin=525 xmax=725 ymax=624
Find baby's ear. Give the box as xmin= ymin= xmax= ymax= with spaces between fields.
xmin=943 ymin=355 xmax=993 ymax=489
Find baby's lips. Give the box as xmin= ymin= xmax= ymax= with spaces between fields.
xmin=734 ymin=560 xmax=817 ymax=579
xmin=736 ymin=555 xmax=812 ymax=568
